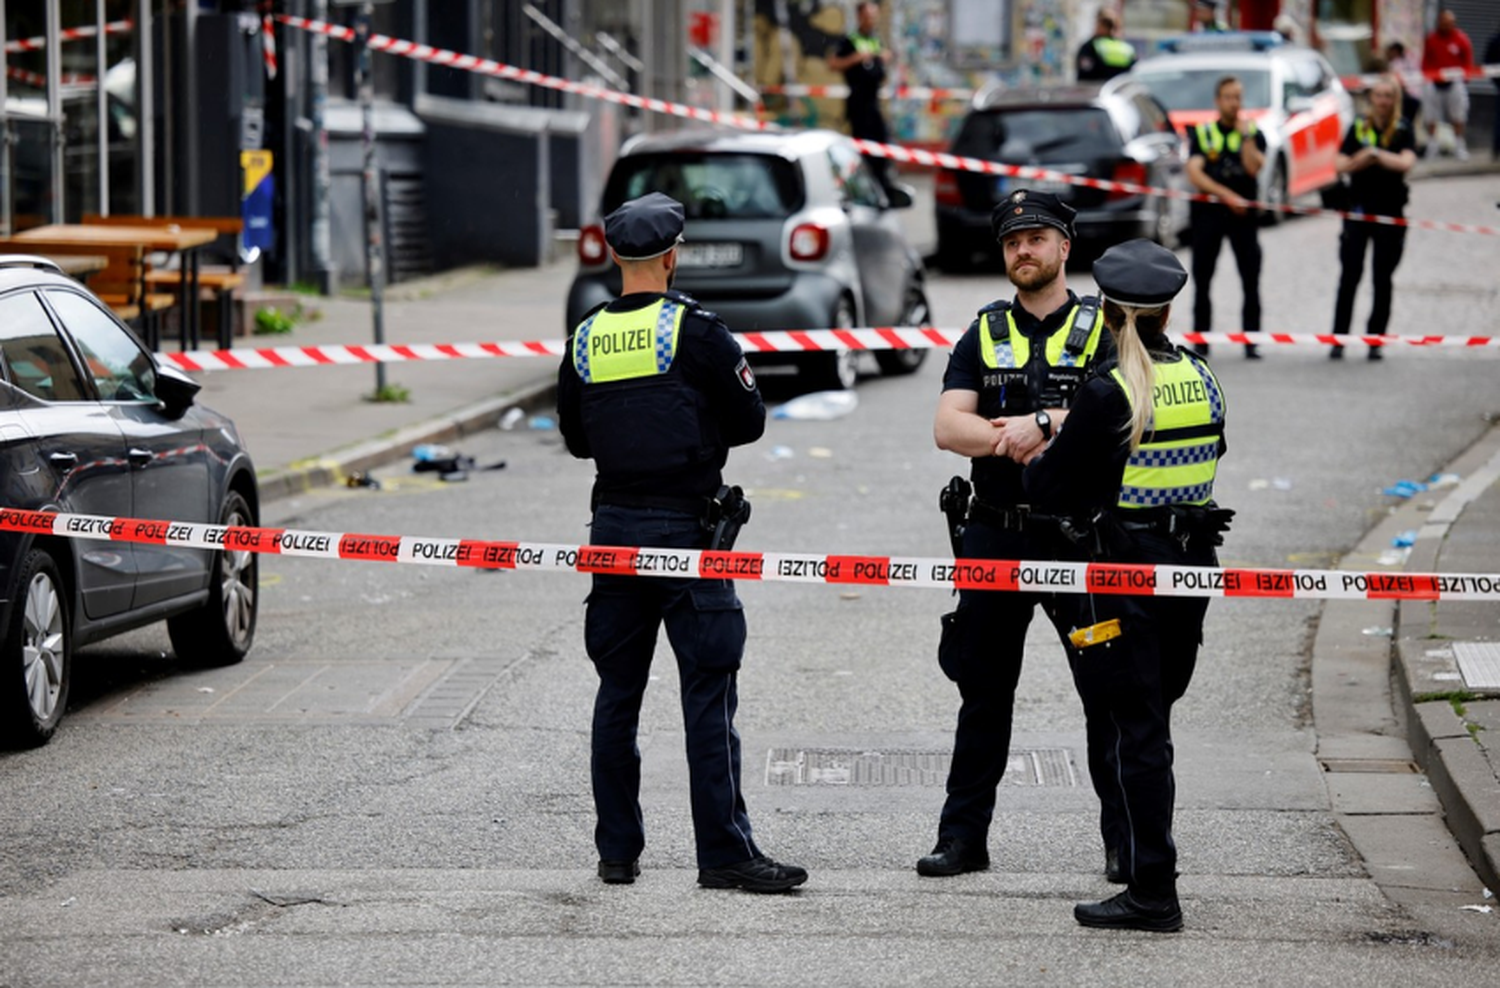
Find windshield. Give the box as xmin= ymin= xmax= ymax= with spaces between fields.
xmin=603 ymin=152 xmax=804 ymax=220
xmin=1132 ymin=67 xmax=1272 ymax=112
xmin=955 ymin=107 xmax=1121 ymax=161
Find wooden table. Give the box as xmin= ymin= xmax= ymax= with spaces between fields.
xmin=13 ymin=224 xmax=218 ymax=349
xmin=43 ymin=253 xmax=109 ymax=278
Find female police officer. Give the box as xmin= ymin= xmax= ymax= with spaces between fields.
xmin=1020 ymin=239 xmax=1232 ymax=932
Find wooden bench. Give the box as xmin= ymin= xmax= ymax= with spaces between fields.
xmin=0 ymin=239 xmax=151 ymax=325
xmin=83 ymin=215 xmax=246 ymax=348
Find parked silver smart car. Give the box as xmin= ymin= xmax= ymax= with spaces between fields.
xmin=566 ymin=129 xmax=930 ymax=391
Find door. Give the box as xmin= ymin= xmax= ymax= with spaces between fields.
xmin=41 ymin=289 xmax=211 ymax=607
xmin=828 ymin=143 xmax=908 ymax=324
xmin=0 ymin=289 xmax=134 ymax=618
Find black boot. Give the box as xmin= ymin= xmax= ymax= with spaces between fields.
xmin=916 ymin=836 xmax=990 ymax=876
xmin=1075 ymin=889 xmax=1183 ymax=932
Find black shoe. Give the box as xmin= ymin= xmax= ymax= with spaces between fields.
xmin=916 ymin=836 xmax=990 ymax=876
xmin=1192 ymin=342 xmax=1210 ymax=357
xmin=1074 ymin=889 xmax=1183 ymax=932
xmin=1367 ymin=346 xmax=1384 ymax=361
xmin=1329 ymin=344 xmax=1345 ymax=360
xmin=698 ymin=854 xmax=807 ymax=893
xmin=1105 ymin=847 xmax=1125 ymax=885
xmin=1244 ymin=343 xmax=1261 ymax=360
xmin=598 ymin=859 xmax=640 ymax=884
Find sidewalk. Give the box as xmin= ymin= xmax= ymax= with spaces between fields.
xmin=1394 ymin=426 xmax=1500 ymax=893
xmin=175 ymin=260 xmax=576 ymax=501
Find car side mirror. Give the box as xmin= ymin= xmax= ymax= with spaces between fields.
xmin=884 ymin=183 xmax=916 ymax=209
xmin=155 ymin=362 xmax=201 ymax=416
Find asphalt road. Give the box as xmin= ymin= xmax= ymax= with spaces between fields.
xmin=1 ymin=176 xmax=1498 ymax=985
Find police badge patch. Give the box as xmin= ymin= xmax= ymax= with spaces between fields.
xmin=735 ymin=357 xmax=757 ymax=391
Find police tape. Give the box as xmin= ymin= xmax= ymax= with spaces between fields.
xmin=3 ymin=508 xmax=1498 ymax=603
xmin=157 ymin=329 xmax=1500 ymax=374
xmin=760 ymin=83 xmax=973 ymax=102
xmin=273 ymin=14 xmax=1498 ymax=238
xmin=3 ymin=19 xmax=133 ymax=54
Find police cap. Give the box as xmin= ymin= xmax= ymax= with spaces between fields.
xmin=991 ymin=189 xmax=1077 ymax=243
xmin=604 ymin=192 xmax=685 ymax=261
xmin=1091 ymin=238 xmax=1188 ymax=307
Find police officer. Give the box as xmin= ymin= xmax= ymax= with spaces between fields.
xmin=827 ymin=1 xmax=894 ymax=189
xmin=557 ymin=193 xmax=807 ymax=894
xmin=1076 ymin=9 xmax=1136 ymax=83
xmin=919 ymin=190 xmax=1112 ymax=877
xmin=1022 ymin=239 xmax=1233 ymax=932
xmin=1329 ymin=74 xmax=1416 ymax=360
xmin=1186 ymin=74 xmax=1266 ymax=360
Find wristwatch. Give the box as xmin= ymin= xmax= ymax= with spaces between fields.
xmin=1034 ymin=410 xmax=1053 ymax=441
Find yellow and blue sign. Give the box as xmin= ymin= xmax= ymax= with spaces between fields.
xmin=241 ymin=149 xmax=275 ymax=254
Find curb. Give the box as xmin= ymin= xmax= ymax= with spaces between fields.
xmin=255 ymin=378 xmax=559 ymax=503
xmin=1390 ymin=422 xmax=1500 ymax=894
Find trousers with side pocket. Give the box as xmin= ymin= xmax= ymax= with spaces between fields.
xmin=583 ymin=504 xmax=760 ymax=870
xmin=1058 ymin=529 xmax=1213 ymax=896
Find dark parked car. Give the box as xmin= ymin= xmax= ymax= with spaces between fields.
xmin=0 ymin=255 xmax=259 ymax=748
xmin=566 ymin=128 xmax=930 ymax=391
xmin=934 ymin=83 xmax=1190 ymax=268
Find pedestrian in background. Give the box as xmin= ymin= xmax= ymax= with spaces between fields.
xmin=827 ymin=1 xmax=894 ymax=190
xmin=1421 ymin=8 xmax=1475 ymax=160
xmin=919 ymin=190 xmax=1112 ymax=879
xmin=1190 ymin=0 xmax=1227 ymax=34
xmin=1185 ymin=75 xmax=1266 ymax=360
xmin=557 ymin=193 xmax=807 ymax=894
xmin=1022 ymin=239 xmax=1233 ymax=933
xmin=1329 ymin=76 xmax=1416 ymax=361
xmin=1076 ymin=9 xmax=1135 ymax=83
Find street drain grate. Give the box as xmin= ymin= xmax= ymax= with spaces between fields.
xmin=1454 ymin=642 xmax=1500 ymax=692
xmin=764 ymin=747 xmax=1077 ymax=787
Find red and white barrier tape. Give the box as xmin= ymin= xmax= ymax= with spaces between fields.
xmin=5 ymin=64 xmax=94 ymax=88
xmin=3 ymin=508 xmax=1496 ymax=602
xmin=3 ymin=19 xmax=133 ymax=55
xmin=1342 ymin=62 xmax=1500 ymax=90
xmin=157 ymin=330 xmax=1500 ymax=374
xmin=275 ymin=14 xmax=770 ymax=132
xmin=273 ymin=15 xmax=1498 ymax=237
xmin=761 ymin=82 xmax=974 ymax=102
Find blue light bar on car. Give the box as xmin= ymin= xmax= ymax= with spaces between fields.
xmin=1156 ymin=31 xmax=1285 ymax=54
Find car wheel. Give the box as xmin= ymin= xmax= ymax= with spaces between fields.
xmin=2 ymin=549 xmax=70 ymax=749
xmin=875 ymin=287 xmax=931 ymax=376
xmin=805 ymin=297 xmax=860 ymax=391
xmin=167 ymin=490 xmax=257 ymax=667
xmin=1261 ymin=158 xmax=1289 ymax=226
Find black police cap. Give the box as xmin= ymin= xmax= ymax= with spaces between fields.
xmin=604 ymin=192 xmax=685 ymax=261
xmin=1092 ymin=238 xmax=1189 ymax=307
xmin=991 ymin=189 xmax=1077 ymax=243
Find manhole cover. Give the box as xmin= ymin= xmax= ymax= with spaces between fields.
xmin=764 ymin=747 xmax=1077 ymax=787
xmin=1454 ymin=642 xmax=1500 ymax=692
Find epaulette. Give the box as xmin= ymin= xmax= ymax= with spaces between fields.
xmin=664 ymin=289 xmax=702 ymax=310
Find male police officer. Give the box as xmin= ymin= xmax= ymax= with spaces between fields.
xmin=558 ymin=192 xmax=807 ymax=894
xmin=827 ymin=1 xmax=894 ymax=189
xmin=1186 ymin=75 xmax=1266 ymax=360
xmin=1076 ymin=9 xmax=1135 ymax=83
xmin=919 ymin=190 xmax=1112 ymax=877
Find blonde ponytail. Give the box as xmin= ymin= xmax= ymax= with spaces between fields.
xmin=1104 ymin=300 xmax=1161 ymax=452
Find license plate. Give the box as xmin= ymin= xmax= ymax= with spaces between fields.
xmin=677 ymin=242 xmax=743 ymax=268
xmin=996 ymin=176 xmax=1071 ymax=197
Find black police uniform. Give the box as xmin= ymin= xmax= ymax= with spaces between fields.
xmin=1024 ymin=240 xmax=1231 ymax=929
xmin=833 ymin=29 xmax=892 ymax=186
xmin=557 ymin=194 xmax=776 ymax=879
xmin=1330 ymin=115 xmax=1415 ymax=352
xmin=1187 ymin=119 xmax=1267 ymax=350
xmin=924 ymin=193 xmax=1115 ymax=871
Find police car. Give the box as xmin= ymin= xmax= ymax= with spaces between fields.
xmin=1106 ymin=32 xmax=1354 ymax=221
